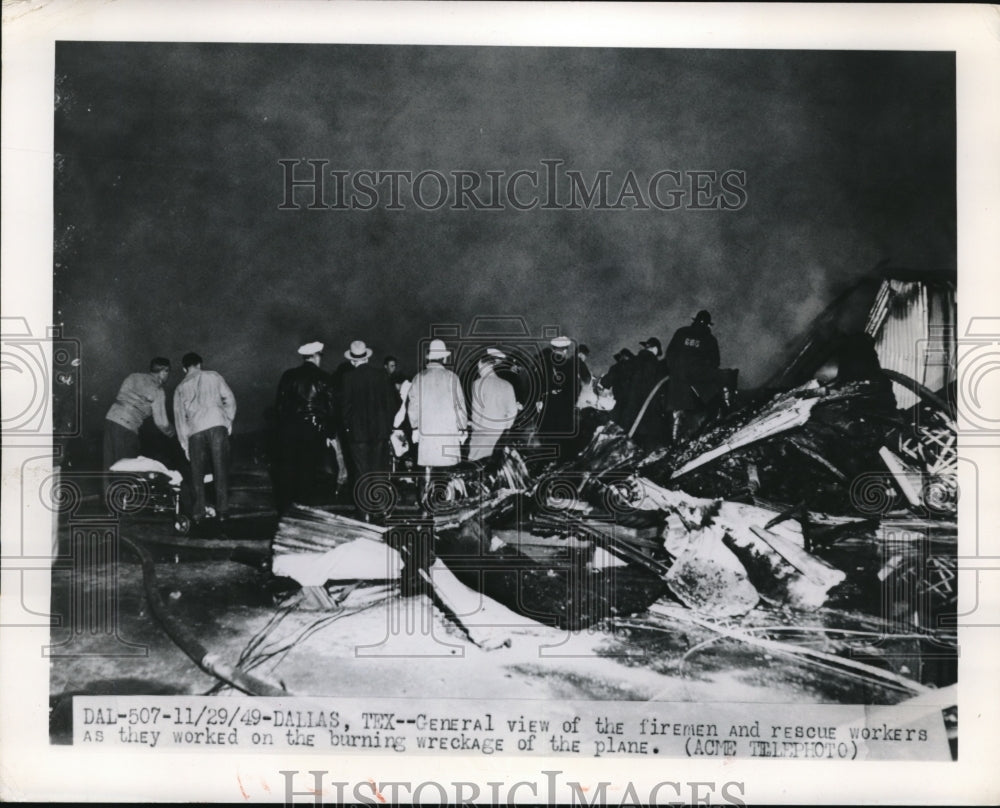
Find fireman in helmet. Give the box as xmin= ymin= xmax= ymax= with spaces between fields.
xmin=665 ymin=310 xmax=722 ymax=443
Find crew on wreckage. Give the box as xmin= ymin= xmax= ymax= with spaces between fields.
xmin=261 ymin=298 xmax=956 ymax=697
xmin=269 ymin=310 xmax=924 ymax=525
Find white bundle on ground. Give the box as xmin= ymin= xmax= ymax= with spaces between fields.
xmin=272 ymin=538 xmax=403 ymax=587
xmin=109 ymin=456 xmax=183 ymax=487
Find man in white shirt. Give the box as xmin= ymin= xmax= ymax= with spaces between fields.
xmin=173 ymin=352 xmax=237 ymax=534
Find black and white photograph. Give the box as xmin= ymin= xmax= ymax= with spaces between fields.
xmin=2 ymin=2 xmax=999 ymax=804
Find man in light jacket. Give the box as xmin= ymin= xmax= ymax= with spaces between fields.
xmin=407 ymin=339 xmax=468 ymax=495
xmin=173 ymin=352 xmax=237 ymax=534
xmin=467 ymin=350 xmax=518 ymax=462
xmin=103 ymin=356 xmax=176 ymax=469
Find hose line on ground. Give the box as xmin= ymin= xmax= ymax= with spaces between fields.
xmin=120 ymin=534 xmax=288 ymax=697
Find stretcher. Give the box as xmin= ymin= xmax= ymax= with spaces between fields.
xmin=107 ymin=456 xmax=214 ymax=535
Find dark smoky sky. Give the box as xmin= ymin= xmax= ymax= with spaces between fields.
xmin=54 ymin=43 xmax=955 ymax=434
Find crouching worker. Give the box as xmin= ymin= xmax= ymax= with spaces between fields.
xmin=814 ymin=332 xmax=896 ymax=410
xmin=103 ymin=356 xmax=176 ymax=470
xmin=173 ymin=352 xmax=237 ymax=537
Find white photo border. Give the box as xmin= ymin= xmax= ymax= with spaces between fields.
xmin=2 ymin=2 xmax=998 ymax=803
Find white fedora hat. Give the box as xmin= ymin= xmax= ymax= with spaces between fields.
xmin=426 ymin=339 xmax=451 ymax=360
xmin=550 ymin=335 xmax=572 ymax=349
xmin=345 ymin=340 xmax=373 ymax=360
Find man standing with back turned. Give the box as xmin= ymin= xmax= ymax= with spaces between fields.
xmin=408 ymin=338 xmax=468 ymax=501
xmin=536 ymin=335 xmax=580 ymax=457
xmin=665 ymin=310 xmax=721 ymax=443
xmin=173 ymin=352 xmax=237 ymax=536
xmin=340 ymin=340 xmax=398 ymax=517
xmin=273 ymin=341 xmax=337 ymax=513
xmin=618 ymin=337 xmax=671 ymax=449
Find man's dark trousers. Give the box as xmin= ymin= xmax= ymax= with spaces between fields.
xmin=189 ymin=425 xmax=230 ymax=521
xmin=347 ymin=440 xmax=390 ymax=515
xmin=103 ymin=419 xmax=139 ymax=469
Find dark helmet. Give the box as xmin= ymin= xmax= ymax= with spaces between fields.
xmin=639 ymin=337 xmax=662 ymax=354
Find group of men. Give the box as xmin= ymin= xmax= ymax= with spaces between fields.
xmin=273 ymin=338 xmax=403 ymax=513
xmin=103 ymin=353 xmax=236 ymax=536
xmin=101 ymin=310 xmax=725 ymax=528
xmin=272 ymin=337 xmax=524 ymax=515
xmin=599 ymin=310 xmax=725 ymax=448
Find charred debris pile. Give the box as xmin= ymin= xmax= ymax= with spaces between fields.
xmin=270 ymin=369 xmax=957 ymax=692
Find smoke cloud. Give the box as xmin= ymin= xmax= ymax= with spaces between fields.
xmin=54 ymin=44 xmax=955 ymax=434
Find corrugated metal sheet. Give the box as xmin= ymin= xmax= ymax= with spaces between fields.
xmin=925 ymin=284 xmax=956 ymax=395
xmin=866 ymin=279 xmax=955 ymax=409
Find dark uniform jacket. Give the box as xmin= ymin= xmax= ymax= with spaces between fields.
xmin=601 ymin=358 xmax=634 ymax=402
xmin=340 ymin=363 xmax=398 ymax=443
xmin=665 ymin=323 xmax=721 ymax=410
xmin=273 ymin=362 xmax=338 ymax=510
xmin=275 ymin=362 xmax=337 ymax=438
xmin=537 ymin=347 xmax=580 ymax=437
xmin=614 ymin=351 xmax=669 ymax=444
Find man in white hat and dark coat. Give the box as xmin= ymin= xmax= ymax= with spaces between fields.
xmin=273 ymin=341 xmax=338 ymax=512
xmin=536 ymin=335 xmax=581 ymax=456
xmin=407 ymin=339 xmax=468 ymax=496
xmin=339 ymin=340 xmax=399 ymax=516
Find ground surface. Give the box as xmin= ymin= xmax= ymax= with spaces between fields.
xmin=48 ymin=468 xmax=950 ymax=743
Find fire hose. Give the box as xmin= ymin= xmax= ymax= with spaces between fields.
xmin=627 ymin=375 xmax=671 ymax=439
xmin=119 ymin=534 xmax=288 ymax=696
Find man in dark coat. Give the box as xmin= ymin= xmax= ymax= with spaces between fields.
xmin=273 ymin=341 xmax=338 ymax=512
xmin=536 ymin=336 xmax=581 ymax=458
xmin=615 ymin=338 xmax=670 ymax=449
xmin=339 ymin=340 xmax=398 ymax=515
xmin=600 ymin=348 xmax=635 ymax=427
xmin=665 ymin=310 xmax=722 ymax=442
